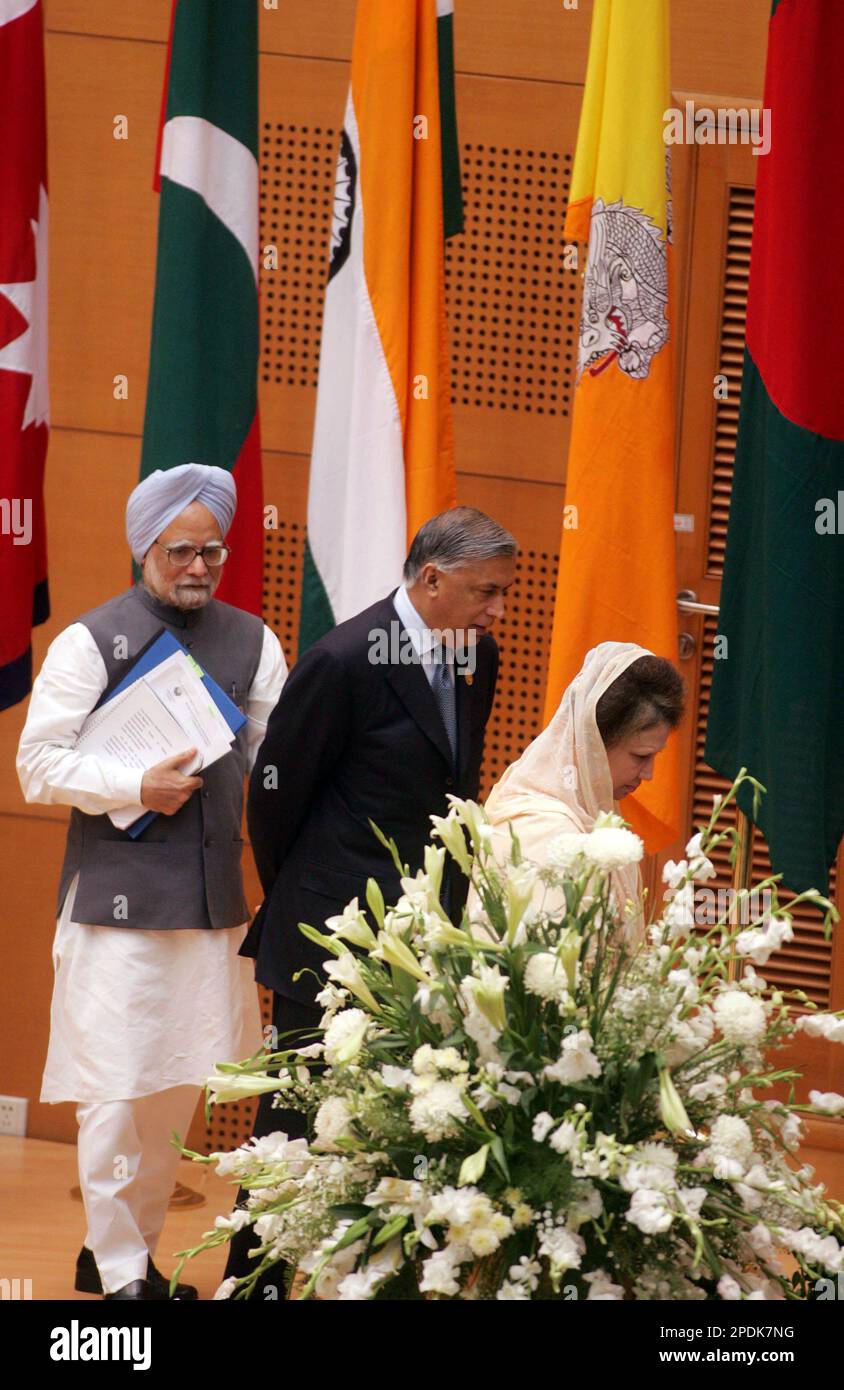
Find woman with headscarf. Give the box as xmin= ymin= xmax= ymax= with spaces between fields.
xmin=478 ymin=641 xmax=685 ymax=939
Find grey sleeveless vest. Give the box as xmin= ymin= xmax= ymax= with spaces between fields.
xmin=56 ymin=582 xmax=265 ymax=930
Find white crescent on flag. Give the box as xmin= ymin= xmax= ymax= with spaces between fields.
xmin=0 ymin=0 xmax=39 ymax=25
xmin=159 ymin=115 xmax=259 ymax=283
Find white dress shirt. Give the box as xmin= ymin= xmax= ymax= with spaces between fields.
xmin=392 ymin=584 xmax=454 ymax=688
xmin=17 ymin=618 xmax=287 ymax=1103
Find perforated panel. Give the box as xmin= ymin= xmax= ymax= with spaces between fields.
xmin=262 ymin=516 xmax=307 ymax=664
xmin=479 ymin=547 xmax=558 ymax=793
xmin=259 ymin=122 xmax=337 ymax=391
xmin=446 ymin=145 xmax=577 ymax=415
xmin=258 ymin=123 xmax=579 ymax=419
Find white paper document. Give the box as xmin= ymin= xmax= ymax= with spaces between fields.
xmin=75 ymin=651 xmax=237 ymax=830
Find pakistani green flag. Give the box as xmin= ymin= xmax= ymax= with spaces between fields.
xmin=705 ymin=0 xmax=844 ymax=894
xmin=139 ymin=0 xmax=263 ymax=614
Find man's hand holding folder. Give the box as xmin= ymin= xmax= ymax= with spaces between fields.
xmin=140 ymin=747 xmax=203 ymax=816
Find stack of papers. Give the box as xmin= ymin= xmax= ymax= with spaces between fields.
xmin=76 ymin=649 xmax=238 ymax=830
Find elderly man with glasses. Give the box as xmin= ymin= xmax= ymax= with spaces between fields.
xmin=16 ymin=463 xmax=287 ymax=1301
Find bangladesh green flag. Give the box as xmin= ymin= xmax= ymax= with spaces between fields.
xmin=705 ymin=0 xmax=844 ymax=894
xmin=139 ymin=0 xmax=263 ymax=614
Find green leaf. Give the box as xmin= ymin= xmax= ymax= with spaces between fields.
xmin=489 ymin=1135 xmax=510 ymax=1182
xmin=372 ymin=1214 xmax=409 ymax=1248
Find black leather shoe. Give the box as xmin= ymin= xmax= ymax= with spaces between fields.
xmin=104 ymin=1279 xmax=166 ymax=1301
xmin=75 ymin=1245 xmax=198 ymax=1300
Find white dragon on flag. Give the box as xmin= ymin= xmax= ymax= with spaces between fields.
xmin=577 ymin=198 xmax=669 ymax=382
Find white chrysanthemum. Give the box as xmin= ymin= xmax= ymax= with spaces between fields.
xmin=625 ymin=1188 xmax=674 ymax=1234
xmin=468 ymin=1226 xmax=502 ymax=1258
xmin=409 ymin=1079 xmax=468 ymax=1141
xmin=546 ymin=832 xmax=589 ymax=871
xmin=622 ymin=1189 xmax=675 ymax=1234
xmin=524 ymin=951 xmax=570 ymax=1003
xmin=580 ymin=826 xmax=643 ymax=872
xmin=312 ymin=1096 xmax=354 ymax=1152
xmin=323 ymin=1007 xmax=370 ymax=1066
xmin=707 ymin=1113 xmax=755 ymax=1180
xmin=419 ymin=1249 xmax=463 ymax=1296
xmin=712 ymin=989 xmax=767 ymax=1046
xmin=620 ymin=1143 xmax=678 ymax=1193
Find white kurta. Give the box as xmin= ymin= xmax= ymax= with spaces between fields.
xmin=16 ymin=618 xmax=287 ymax=1104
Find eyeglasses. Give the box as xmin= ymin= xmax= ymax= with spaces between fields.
xmin=155 ymin=541 xmax=231 ymax=568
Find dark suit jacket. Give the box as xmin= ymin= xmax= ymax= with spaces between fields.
xmin=240 ymin=591 xmax=499 ymax=1002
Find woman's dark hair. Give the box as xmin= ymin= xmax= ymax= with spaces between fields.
xmin=595 ymin=656 xmax=686 ymax=750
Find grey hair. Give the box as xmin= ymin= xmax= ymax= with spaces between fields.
xmin=403 ymin=506 xmax=518 ymax=584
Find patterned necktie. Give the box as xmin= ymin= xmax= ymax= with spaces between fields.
xmin=432 ymin=660 xmax=457 ymax=765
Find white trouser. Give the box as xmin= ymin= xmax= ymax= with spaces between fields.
xmin=75 ymin=1084 xmax=199 ymax=1295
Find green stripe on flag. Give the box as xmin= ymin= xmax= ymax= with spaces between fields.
xmin=705 ymin=349 xmax=844 ymax=895
xmin=141 ymin=182 xmax=258 ymax=472
xmin=437 ymin=10 xmax=463 ymax=240
xmin=165 ymin=0 xmax=257 ymax=155
xmin=298 ymin=538 xmax=336 ymax=655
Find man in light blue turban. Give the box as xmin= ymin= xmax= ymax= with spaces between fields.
xmin=126 ymin=462 xmax=238 ymax=610
xmin=16 ymin=462 xmax=287 ymax=1301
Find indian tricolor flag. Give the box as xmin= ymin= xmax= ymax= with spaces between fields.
xmin=706 ymin=0 xmax=844 ymax=894
xmin=299 ymin=0 xmax=462 ymax=651
xmin=543 ymin=0 xmax=681 ymax=852
xmin=140 ymin=0 xmax=263 ymax=614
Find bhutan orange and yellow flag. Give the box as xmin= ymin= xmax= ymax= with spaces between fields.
xmin=544 ymin=0 xmax=680 ymax=852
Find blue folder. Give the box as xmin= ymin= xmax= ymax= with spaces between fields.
xmin=98 ymin=628 xmax=247 ymax=839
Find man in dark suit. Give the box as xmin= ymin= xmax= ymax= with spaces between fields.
xmin=224 ymin=505 xmax=516 ymax=1292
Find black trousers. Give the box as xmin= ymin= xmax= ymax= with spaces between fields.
xmin=222 ymin=993 xmax=322 ymax=1298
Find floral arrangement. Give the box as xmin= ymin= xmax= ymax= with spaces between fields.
xmin=177 ymin=772 xmax=844 ymax=1301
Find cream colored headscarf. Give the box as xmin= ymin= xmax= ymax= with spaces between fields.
xmin=480 ymin=641 xmax=654 ymax=935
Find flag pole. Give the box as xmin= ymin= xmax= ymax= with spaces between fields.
xmin=728 ymin=809 xmax=754 ymax=982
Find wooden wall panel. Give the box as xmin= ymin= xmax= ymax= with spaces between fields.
xmin=46 ymin=32 xmax=163 ymax=436
xmin=45 ymin=0 xmax=772 ymax=106
xmin=44 ymin=0 xmax=172 ymax=43
xmin=0 ymin=813 xmax=77 ymax=1144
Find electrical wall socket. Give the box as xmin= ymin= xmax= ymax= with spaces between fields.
xmin=0 ymin=1096 xmax=27 ymax=1137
